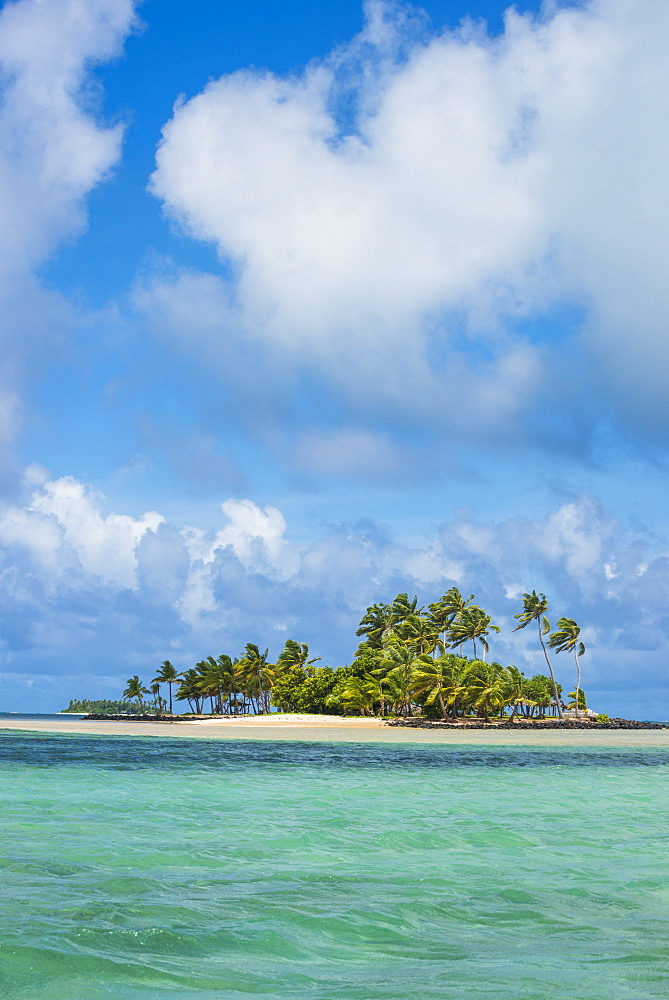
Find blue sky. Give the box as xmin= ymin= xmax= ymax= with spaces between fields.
xmin=1 ymin=0 xmax=669 ymax=717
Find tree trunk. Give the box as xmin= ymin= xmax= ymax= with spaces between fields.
xmin=538 ymin=620 xmax=564 ymax=720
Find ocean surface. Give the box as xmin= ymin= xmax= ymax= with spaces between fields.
xmin=1 ymin=732 xmax=668 ymax=1000
xmin=0 ymin=713 xmax=88 ymax=721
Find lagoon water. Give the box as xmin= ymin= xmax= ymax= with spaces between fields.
xmin=1 ymin=732 xmax=668 ymax=999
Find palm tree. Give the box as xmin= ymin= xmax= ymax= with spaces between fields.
xmin=149 ymin=681 xmax=162 ymax=714
xmin=567 ymin=689 xmax=587 ymax=712
xmin=123 ymin=675 xmax=149 ymax=715
xmin=152 ymin=660 xmax=181 ymax=715
xmin=391 ymin=593 xmax=424 ymax=624
xmin=329 ymin=675 xmax=381 ymax=716
xmin=239 ymin=644 xmax=274 ymax=714
xmin=176 ymin=669 xmax=204 ymax=714
xmin=412 ymin=654 xmax=451 ymax=719
xmin=438 ymin=654 xmax=477 ymax=719
xmin=504 ymin=665 xmax=526 ymax=721
xmin=276 ymin=640 xmax=321 ymax=673
xmin=378 ymin=641 xmax=420 ymax=717
xmin=467 ymin=661 xmax=507 ymax=721
xmin=355 ymin=602 xmax=394 ymax=651
xmin=548 ymin=618 xmax=586 ymax=718
xmin=396 ymin=613 xmax=440 ymax=655
xmin=437 ymin=587 xmax=476 ymax=654
xmin=513 ymin=592 xmax=564 ymax=720
xmin=194 ymin=660 xmax=217 ymax=713
xmin=448 ymin=606 xmax=500 ymax=660
xmin=213 ymin=654 xmax=236 ymax=713
xmin=227 ymin=658 xmax=247 ymax=715
xmin=355 ymin=594 xmax=424 ymax=653
xmin=194 ymin=656 xmax=231 ymax=714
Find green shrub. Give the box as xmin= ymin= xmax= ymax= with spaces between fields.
xmin=595 ymin=713 xmax=609 ymax=723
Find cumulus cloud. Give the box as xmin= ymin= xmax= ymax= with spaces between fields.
xmin=0 ymin=0 xmax=136 ymax=279
xmin=147 ymin=0 xmax=669 ymax=440
xmin=0 ymin=474 xmax=163 ymax=589
xmin=0 ymin=0 xmax=137 ymax=472
xmin=1 ymin=472 xmax=668 ymax=715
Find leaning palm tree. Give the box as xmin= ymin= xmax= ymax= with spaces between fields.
xmin=276 ymin=640 xmax=321 ymax=674
xmin=152 ymin=660 xmax=181 ymax=715
xmin=504 ymin=665 xmax=526 ymax=721
xmin=467 ymin=661 xmax=507 ymax=721
xmin=328 ymin=675 xmax=381 ymax=717
xmin=396 ymin=613 xmax=440 ymax=656
xmin=378 ymin=641 xmax=420 ymax=717
xmin=239 ymin=644 xmax=274 ymax=714
xmin=448 ymin=606 xmax=500 ymax=660
xmin=149 ymin=681 xmax=162 ymax=714
xmin=227 ymin=658 xmax=247 ymax=715
xmin=513 ymin=592 xmax=564 ymax=720
xmin=440 ymin=654 xmax=477 ymax=719
xmin=412 ymin=654 xmax=451 ymax=719
xmin=391 ymin=593 xmax=424 ymax=626
xmin=176 ymin=669 xmax=204 ymax=714
xmin=123 ymin=675 xmax=149 ymax=715
xmin=438 ymin=587 xmax=476 ymax=654
xmin=355 ymin=602 xmax=395 ymax=651
xmin=548 ymin=618 xmax=586 ymax=718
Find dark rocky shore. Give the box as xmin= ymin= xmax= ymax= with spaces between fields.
xmin=387 ymin=718 xmax=669 ymax=730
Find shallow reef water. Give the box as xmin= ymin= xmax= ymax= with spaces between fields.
xmin=1 ymin=732 xmax=668 ymax=999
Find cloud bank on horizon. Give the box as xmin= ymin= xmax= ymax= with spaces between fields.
xmin=0 ymin=0 xmax=668 ymax=716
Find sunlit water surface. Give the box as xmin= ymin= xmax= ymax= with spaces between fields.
xmin=1 ymin=733 xmax=668 ymax=999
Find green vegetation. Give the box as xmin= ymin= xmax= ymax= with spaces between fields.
xmin=62 ymin=699 xmax=148 ymax=715
xmin=153 ymin=660 xmax=179 ymax=713
xmin=123 ymin=675 xmax=150 ymax=714
xmin=79 ymin=586 xmax=591 ymax=722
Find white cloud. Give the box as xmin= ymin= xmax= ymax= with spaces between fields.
xmin=0 ymin=0 xmax=137 ymax=458
xmin=149 ymin=0 xmax=669 ymax=435
xmin=0 ymin=0 xmax=136 ymax=280
xmin=0 ymin=475 xmax=163 ymax=589
xmin=185 ymin=498 xmax=299 ymax=580
xmin=177 ymin=499 xmax=300 ymax=627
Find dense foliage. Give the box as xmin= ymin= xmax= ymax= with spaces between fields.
xmin=110 ymin=587 xmax=587 ymax=721
xmin=62 ymin=699 xmax=149 ymax=715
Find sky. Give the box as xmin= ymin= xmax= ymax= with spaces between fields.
xmin=1 ymin=0 xmax=668 ymax=717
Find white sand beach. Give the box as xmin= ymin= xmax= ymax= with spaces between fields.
xmin=1 ymin=713 xmax=669 ymax=747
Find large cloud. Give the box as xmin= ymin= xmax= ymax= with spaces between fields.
xmin=148 ymin=0 xmax=669 ymax=440
xmin=0 ymin=0 xmax=135 ymax=276
xmin=0 ymin=0 xmax=137 ymax=474
xmin=1 ymin=471 xmax=668 ymax=717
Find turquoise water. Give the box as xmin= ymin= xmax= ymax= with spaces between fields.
xmin=1 ymin=734 xmax=668 ymax=999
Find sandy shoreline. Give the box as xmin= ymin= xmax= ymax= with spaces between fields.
xmin=1 ymin=713 xmax=669 ymax=747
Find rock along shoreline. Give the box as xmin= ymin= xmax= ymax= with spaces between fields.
xmin=387 ymin=718 xmax=668 ymax=730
